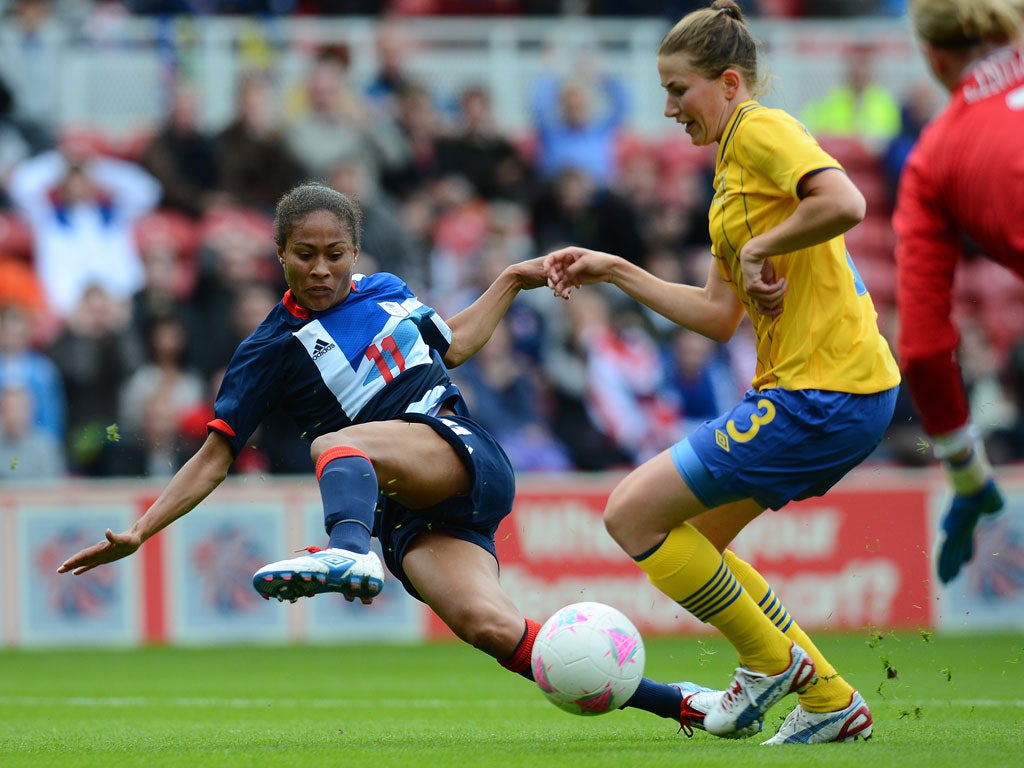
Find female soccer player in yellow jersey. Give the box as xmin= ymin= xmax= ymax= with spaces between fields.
xmin=544 ymin=0 xmax=900 ymax=744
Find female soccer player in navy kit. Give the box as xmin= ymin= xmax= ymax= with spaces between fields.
xmin=546 ymin=0 xmax=898 ymax=744
xmin=58 ymin=181 xmax=712 ymax=732
xmin=893 ymin=0 xmax=1023 ymax=585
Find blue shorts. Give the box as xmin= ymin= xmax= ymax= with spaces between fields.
xmin=373 ymin=412 xmax=516 ymax=601
xmin=670 ymin=386 xmax=898 ymax=511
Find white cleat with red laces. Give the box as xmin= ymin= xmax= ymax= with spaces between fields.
xmin=674 ymin=682 xmax=763 ymax=739
xmin=703 ymin=642 xmax=817 ymax=737
xmin=761 ymin=690 xmax=874 ymax=744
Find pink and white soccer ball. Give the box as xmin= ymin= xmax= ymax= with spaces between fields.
xmin=531 ymin=601 xmax=646 ymax=716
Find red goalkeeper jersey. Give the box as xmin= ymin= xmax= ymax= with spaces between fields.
xmin=892 ymin=44 xmax=1024 ymax=436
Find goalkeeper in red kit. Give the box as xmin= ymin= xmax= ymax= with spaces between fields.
xmin=894 ymin=0 xmax=1024 ymax=583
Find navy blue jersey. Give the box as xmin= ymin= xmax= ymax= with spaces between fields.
xmin=209 ymin=272 xmax=464 ymax=456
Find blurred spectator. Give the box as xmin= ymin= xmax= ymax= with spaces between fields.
xmin=800 ymin=0 xmax=883 ymax=14
xmin=380 ymin=80 xmax=448 ymax=200
xmin=659 ymin=326 xmax=740 ymax=439
xmin=957 ymin=318 xmax=1017 ymax=465
xmin=285 ymin=45 xmax=407 ymax=186
xmin=799 ymin=42 xmax=902 ymax=153
xmin=614 ymin=148 xmax=711 ymax=255
xmin=994 ymin=329 xmax=1024 ymax=463
xmin=6 ymin=141 xmax=162 ymax=318
xmin=0 ymin=0 xmax=62 ymax=152
xmin=0 ymin=256 xmax=50 ymax=330
xmin=424 ymin=175 xmax=494 ymax=299
xmin=453 ymin=319 xmax=572 ymax=473
xmin=365 ymin=20 xmax=420 ymax=115
xmin=117 ymin=313 xmax=204 ymax=436
xmin=439 ymin=220 xmax=541 ymax=347
xmin=96 ymin=384 xmax=189 ymax=478
xmin=188 ymin=225 xmax=280 ymax=377
xmin=328 ymin=155 xmax=427 ymax=290
xmin=540 ymin=288 xmax=643 ymax=470
xmin=531 ymin=166 xmax=645 ymax=265
xmin=0 ymin=76 xmax=33 ymax=206
xmin=0 ymin=382 xmax=65 ymax=480
xmin=0 ymin=302 xmax=64 ymax=440
xmin=217 ymin=70 xmax=305 ymax=215
xmin=882 ymin=78 xmax=944 ymax=193
xmin=48 ymin=284 xmax=145 ymax=475
xmin=131 ymin=230 xmax=203 ymax=347
xmin=439 ymin=84 xmax=533 ymax=203
xmin=579 ymin=299 xmax=676 ymax=465
xmin=530 ymin=61 xmax=629 ymax=187
xmin=140 ymin=79 xmax=228 ymax=220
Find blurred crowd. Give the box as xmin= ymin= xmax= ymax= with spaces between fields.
xmin=4 ymin=0 xmax=1022 ymax=484
xmin=20 ymin=1 xmax=910 ymax=20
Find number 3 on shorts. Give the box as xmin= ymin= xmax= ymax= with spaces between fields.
xmin=726 ymin=398 xmax=776 ymax=443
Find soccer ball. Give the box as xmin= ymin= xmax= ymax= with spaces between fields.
xmin=531 ymin=601 xmax=646 ymax=716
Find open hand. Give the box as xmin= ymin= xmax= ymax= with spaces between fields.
xmin=57 ymin=528 xmax=143 ymax=575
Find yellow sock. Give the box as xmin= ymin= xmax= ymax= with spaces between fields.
xmin=723 ymin=550 xmax=855 ymax=713
xmin=636 ymin=524 xmax=793 ymax=672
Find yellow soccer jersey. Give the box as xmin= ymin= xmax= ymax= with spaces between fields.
xmin=709 ymin=101 xmax=900 ymax=394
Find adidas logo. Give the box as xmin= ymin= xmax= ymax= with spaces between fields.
xmin=312 ymin=338 xmax=336 ymax=360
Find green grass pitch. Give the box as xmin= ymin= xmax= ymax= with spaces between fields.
xmin=1 ymin=632 xmax=1021 ymax=768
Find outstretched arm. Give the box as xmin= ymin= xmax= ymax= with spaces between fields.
xmin=443 ymin=256 xmax=560 ymax=367
xmin=58 ymin=432 xmax=235 ymax=575
xmin=544 ymin=247 xmax=745 ymax=343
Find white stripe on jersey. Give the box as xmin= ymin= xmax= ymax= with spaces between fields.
xmin=293 ymin=318 xmax=434 ymax=419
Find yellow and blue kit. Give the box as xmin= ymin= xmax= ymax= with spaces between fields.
xmin=674 ymin=101 xmax=901 ymax=510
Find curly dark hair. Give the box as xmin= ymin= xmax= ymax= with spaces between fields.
xmin=273 ymin=182 xmax=363 ymax=249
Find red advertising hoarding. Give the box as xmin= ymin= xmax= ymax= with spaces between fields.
xmin=423 ymin=474 xmax=934 ymax=639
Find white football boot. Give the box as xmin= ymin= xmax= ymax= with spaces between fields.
xmin=253 ymin=546 xmax=384 ymax=604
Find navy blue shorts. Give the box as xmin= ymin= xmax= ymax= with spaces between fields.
xmin=372 ymin=412 xmax=516 ymax=601
xmin=670 ymin=386 xmax=898 ymax=511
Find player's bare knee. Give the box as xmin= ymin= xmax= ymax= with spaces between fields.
xmin=309 ymin=432 xmax=338 ymax=462
xmin=603 ymin=488 xmax=635 ymax=548
xmin=310 ymin=429 xmax=373 ymax=465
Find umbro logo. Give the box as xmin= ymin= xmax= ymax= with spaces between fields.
xmin=715 ymin=428 xmax=730 ymax=452
xmin=318 ymin=554 xmax=354 ymax=568
xmin=311 ymin=338 xmax=336 ymax=360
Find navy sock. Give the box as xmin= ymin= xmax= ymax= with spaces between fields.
xmin=622 ymin=678 xmax=683 ymax=720
xmin=317 ymin=447 xmax=377 ymax=553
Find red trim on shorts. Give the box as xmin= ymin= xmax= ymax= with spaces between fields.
xmin=207 ymin=418 xmax=236 ymax=437
xmin=315 ymin=445 xmax=372 ymax=481
xmin=499 ymin=618 xmax=541 ymax=675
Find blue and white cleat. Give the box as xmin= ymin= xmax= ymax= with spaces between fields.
xmin=936 ymin=478 xmax=1004 ymax=584
xmin=761 ymin=690 xmax=873 ymax=744
xmin=675 ymin=681 xmax=763 ymax=739
xmin=253 ymin=546 xmax=384 ymax=604
xmin=703 ymin=642 xmax=817 ymax=737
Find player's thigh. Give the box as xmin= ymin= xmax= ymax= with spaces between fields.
xmin=403 ymin=532 xmax=524 ymax=648
xmin=688 ymin=499 xmax=764 ymax=552
xmin=321 ymin=420 xmax=471 ymax=508
xmin=605 ymin=450 xmax=710 ymax=550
